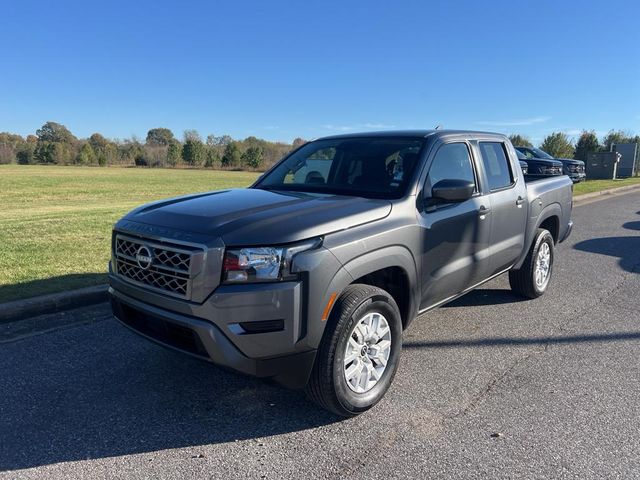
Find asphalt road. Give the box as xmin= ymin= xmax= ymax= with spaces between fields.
xmin=1 ymin=192 xmax=639 ymax=479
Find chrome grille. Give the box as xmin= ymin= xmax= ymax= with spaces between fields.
xmin=114 ymin=234 xmax=199 ymax=298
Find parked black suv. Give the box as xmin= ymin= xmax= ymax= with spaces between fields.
xmin=514 ymin=148 xmax=563 ymax=178
xmin=515 ymin=146 xmax=585 ymax=183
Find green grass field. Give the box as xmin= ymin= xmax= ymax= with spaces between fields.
xmin=571 ymin=177 xmax=640 ymax=195
xmin=0 ymin=165 xmax=259 ymax=303
xmin=1 ymin=165 xmax=639 ymax=303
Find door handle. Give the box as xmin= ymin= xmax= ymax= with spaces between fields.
xmin=516 ymin=196 xmax=524 ymax=206
xmin=478 ymin=205 xmax=491 ymax=219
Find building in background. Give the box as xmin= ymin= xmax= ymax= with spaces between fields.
xmin=612 ymin=143 xmax=638 ymax=177
xmin=586 ymin=152 xmax=622 ymax=180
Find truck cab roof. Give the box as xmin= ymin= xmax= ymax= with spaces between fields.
xmin=319 ymin=129 xmax=508 ymax=141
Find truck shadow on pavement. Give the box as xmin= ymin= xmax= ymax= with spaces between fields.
xmin=443 ymin=288 xmax=526 ymax=308
xmin=403 ymin=331 xmax=640 ymax=350
xmin=574 ymin=236 xmax=640 ymax=274
xmin=0 ymin=318 xmax=340 ymax=472
xmin=622 ymin=220 xmax=640 ymax=231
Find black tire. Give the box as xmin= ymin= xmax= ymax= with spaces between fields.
xmin=305 ymin=284 xmax=403 ymax=417
xmin=509 ymin=228 xmax=555 ymax=299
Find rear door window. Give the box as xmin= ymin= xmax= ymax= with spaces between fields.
xmin=479 ymin=142 xmax=514 ymax=190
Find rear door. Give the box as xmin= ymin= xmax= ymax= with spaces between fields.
xmin=476 ymin=141 xmax=528 ymax=276
xmin=417 ymin=141 xmax=491 ymax=309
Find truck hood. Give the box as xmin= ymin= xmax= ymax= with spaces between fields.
xmin=556 ymin=158 xmax=585 ymax=166
xmin=524 ymin=158 xmax=563 ymax=166
xmin=122 ymin=188 xmax=392 ymax=245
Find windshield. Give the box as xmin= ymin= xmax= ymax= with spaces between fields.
xmin=254 ymin=137 xmax=425 ymax=199
xmin=517 ymin=147 xmax=554 ymax=160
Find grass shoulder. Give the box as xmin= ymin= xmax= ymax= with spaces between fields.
xmin=0 ymin=165 xmax=260 ymax=303
xmin=573 ymin=177 xmax=640 ymax=196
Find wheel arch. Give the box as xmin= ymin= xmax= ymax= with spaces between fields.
xmin=514 ymin=203 xmax=561 ymax=270
xmin=331 ymin=245 xmax=419 ymax=330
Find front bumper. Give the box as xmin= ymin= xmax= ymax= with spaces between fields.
xmin=109 ymin=279 xmax=317 ymax=388
xmin=569 ymin=173 xmax=586 ymax=183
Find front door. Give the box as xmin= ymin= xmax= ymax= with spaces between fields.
xmin=418 ymin=142 xmax=491 ymax=310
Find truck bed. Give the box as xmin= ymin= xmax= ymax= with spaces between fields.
xmin=515 ymin=174 xmax=573 ymax=269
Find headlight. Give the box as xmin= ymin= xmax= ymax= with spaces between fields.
xmin=539 ymin=165 xmax=562 ymax=175
xmin=222 ymin=238 xmax=321 ymax=284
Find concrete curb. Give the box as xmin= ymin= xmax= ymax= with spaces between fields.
xmin=573 ymin=183 xmax=640 ymax=204
xmin=0 ymin=284 xmax=108 ymax=325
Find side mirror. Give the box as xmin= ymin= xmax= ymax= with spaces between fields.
xmin=431 ymin=179 xmax=475 ymax=202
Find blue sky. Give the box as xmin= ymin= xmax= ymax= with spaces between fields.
xmin=1 ymin=0 xmax=638 ymax=145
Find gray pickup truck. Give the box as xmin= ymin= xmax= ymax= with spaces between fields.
xmin=109 ymin=130 xmax=573 ymax=416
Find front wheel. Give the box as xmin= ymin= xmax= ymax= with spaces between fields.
xmin=305 ymin=284 xmax=403 ymax=417
xmin=509 ymin=228 xmax=555 ymax=299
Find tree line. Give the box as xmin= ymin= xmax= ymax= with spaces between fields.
xmin=1 ymin=122 xmax=637 ymax=170
xmin=0 ymin=122 xmax=308 ymax=170
xmin=508 ymin=130 xmax=640 ymax=161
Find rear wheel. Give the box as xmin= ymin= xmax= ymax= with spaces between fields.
xmin=305 ymin=284 xmax=402 ymax=417
xmin=509 ymin=228 xmax=554 ymax=299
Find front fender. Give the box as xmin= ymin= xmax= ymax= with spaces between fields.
xmin=346 ymin=245 xmax=420 ymax=328
xmin=317 ymin=245 xmax=420 ymax=337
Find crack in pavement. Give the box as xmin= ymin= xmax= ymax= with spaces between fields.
xmin=442 ymin=254 xmax=640 ymax=421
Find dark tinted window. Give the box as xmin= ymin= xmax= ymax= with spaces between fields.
xmin=427 ymin=143 xmax=475 ymax=190
xmin=516 ymin=146 xmax=554 ymax=160
xmin=255 ymin=137 xmax=424 ymax=199
xmin=479 ymin=142 xmax=513 ymax=190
